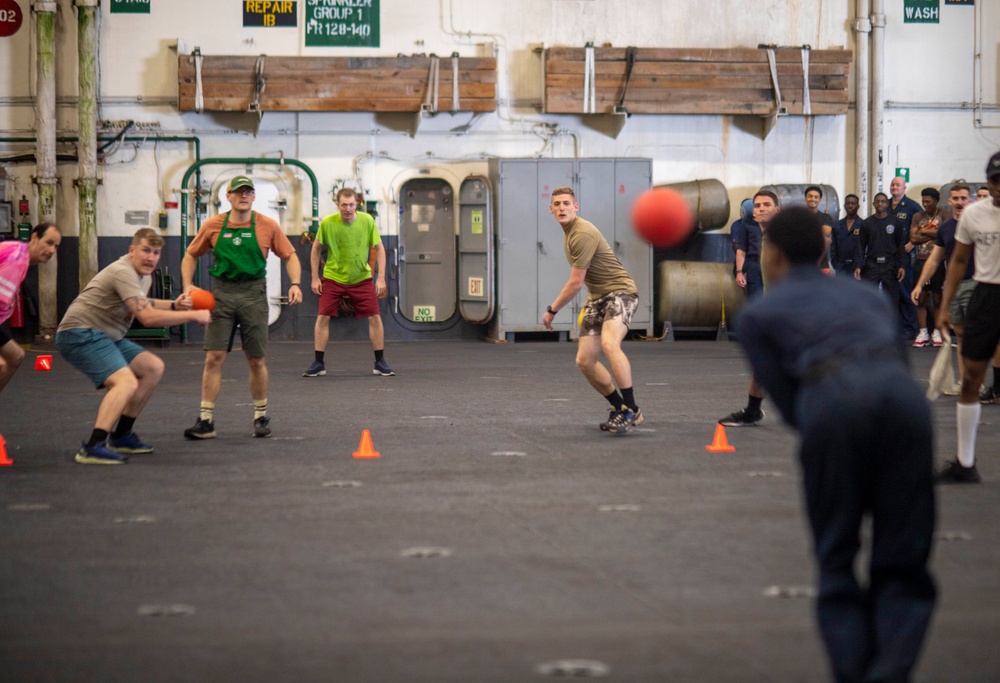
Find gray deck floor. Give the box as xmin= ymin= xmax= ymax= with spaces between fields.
xmin=1 ymin=339 xmax=997 ymax=682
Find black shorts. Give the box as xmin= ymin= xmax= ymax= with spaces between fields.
xmin=0 ymin=321 xmax=12 ymax=347
xmin=961 ymin=283 xmax=1000 ymax=361
xmin=928 ymin=261 xmax=946 ymax=294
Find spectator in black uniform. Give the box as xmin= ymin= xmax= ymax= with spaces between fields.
xmin=719 ymin=190 xmax=780 ymax=427
xmin=733 ymin=198 xmax=764 ymax=299
xmin=890 ymin=176 xmax=922 ymax=340
xmin=855 ymin=193 xmax=907 ymax=318
xmin=738 ymin=206 xmax=936 ymax=683
xmin=831 ymin=194 xmax=862 ymax=275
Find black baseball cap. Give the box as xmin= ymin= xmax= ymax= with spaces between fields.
xmin=987 ymin=152 xmax=1000 ymax=181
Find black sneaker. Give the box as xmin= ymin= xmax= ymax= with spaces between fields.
xmin=253 ymin=416 xmax=271 ymax=438
xmin=719 ymin=408 xmax=764 ymax=427
xmin=373 ymin=358 xmax=395 ymax=376
xmin=934 ymin=460 xmax=981 ymax=484
xmin=303 ymin=360 xmax=326 ymax=377
xmin=184 ymin=418 xmax=216 ymax=440
xmin=607 ymin=407 xmax=643 ymax=434
xmin=979 ymin=386 xmax=999 ymax=405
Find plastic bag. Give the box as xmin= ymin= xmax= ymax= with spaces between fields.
xmin=926 ymin=329 xmax=954 ymax=400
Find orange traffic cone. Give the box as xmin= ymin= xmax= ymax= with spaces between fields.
xmin=353 ymin=429 xmax=380 ymax=459
xmin=34 ymin=354 xmax=52 ymax=371
xmin=0 ymin=434 xmax=13 ymax=466
xmin=706 ymin=423 xmax=736 ymax=453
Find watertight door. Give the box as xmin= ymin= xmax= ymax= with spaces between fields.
xmin=457 ymin=176 xmax=493 ymax=324
xmin=397 ymin=177 xmax=457 ymax=323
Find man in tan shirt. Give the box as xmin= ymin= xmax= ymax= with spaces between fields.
xmin=543 ymin=186 xmax=642 ymax=434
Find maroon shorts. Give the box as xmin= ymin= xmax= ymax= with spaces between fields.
xmin=318 ymin=277 xmax=379 ymax=319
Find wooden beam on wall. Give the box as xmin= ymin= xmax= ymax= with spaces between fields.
xmin=544 ymin=46 xmax=851 ymax=117
xmin=178 ymin=54 xmax=497 ymax=113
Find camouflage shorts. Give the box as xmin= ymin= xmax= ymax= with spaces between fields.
xmin=579 ymin=291 xmax=639 ymax=337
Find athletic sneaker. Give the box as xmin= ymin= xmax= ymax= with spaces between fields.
xmin=599 ymin=407 xmax=621 ymax=431
xmin=931 ymin=329 xmax=944 ymax=347
xmin=183 ymin=418 xmax=217 ymax=440
xmin=943 ymin=381 xmax=963 ymax=396
xmin=912 ymin=330 xmax=930 ymax=348
xmin=934 ymin=460 xmax=981 ymax=484
xmin=719 ymin=408 xmax=764 ymax=426
xmin=107 ymin=431 xmax=154 ymax=454
xmin=253 ymin=416 xmax=271 ymax=438
xmin=597 ymin=408 xmax=643 ymax=432
xmin=606 ymin=407 xmax=643 ymax=434
xmin=75 ymin=442 xmax=128 ymax=465
xmin=302 ymin=360 xmax=326 ymax=377
xmin=979 ymin=385 xmax=999 ymax=404
xmin=373 ymin=358 xmax=396 ymax=376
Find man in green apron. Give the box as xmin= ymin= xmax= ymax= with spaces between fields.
xmin=181 ymin=175 xmax=302 ymax=439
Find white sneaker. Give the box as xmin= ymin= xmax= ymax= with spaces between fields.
xmin=931 ymin=330 xmax=944 ymax=347
xmin=943 ymin=381 xmax=963 ymax=396
xmin=913 ymin=330 xmax=930 ymax=348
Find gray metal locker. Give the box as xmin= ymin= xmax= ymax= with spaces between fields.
xmin=488 ymin=158 xmax=652 ymax=341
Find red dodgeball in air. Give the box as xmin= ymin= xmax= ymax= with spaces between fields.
xmin=630 ymin=187 xmax=696 ymax=248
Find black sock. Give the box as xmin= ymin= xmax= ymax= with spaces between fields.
xmin=86 ymin=429 xmax=110 ymax=449
xmin=375 ymin=349 xmax=384 ymax=363
xmin=993 ymin=365 xmax=1000 ymax=388
xmin=604 ymin=390 xmax=623 ymax=410
xmin=620 ymin=387 xmax=638 ymax=412
xmin=112 ymin=415 xmax=136 ymax=439
xmin=747 ymin=395 xmax=763 ymax=415
xmin=315 ymin=350 xmax=325 ymax=364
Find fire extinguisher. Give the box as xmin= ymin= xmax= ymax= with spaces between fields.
xmin=17 ymin=195 xmax=31 ymax=242
xmin=10 ymin=289 xmax=25 ymax=328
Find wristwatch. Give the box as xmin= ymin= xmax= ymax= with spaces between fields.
xmin=546 ymin=305 xmax=558 ymax=315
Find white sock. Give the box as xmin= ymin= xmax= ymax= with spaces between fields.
xmin=918 ymin=328 xmax=928 ymax=336
xmin=956 ymin=402 xmax=981 ymax=468
xmin=199 ymin=401 xmax=215 ymax=422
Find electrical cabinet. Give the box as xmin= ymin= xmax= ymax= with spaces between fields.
xmin=487 ymin=158 xmax=652 ymax=341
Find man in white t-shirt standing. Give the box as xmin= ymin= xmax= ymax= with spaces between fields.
xmin=936 ymin=152 xmax=1000 ymax=483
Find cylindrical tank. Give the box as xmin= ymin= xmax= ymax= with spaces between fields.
xmin=656 ymin=260 xmax=746 ymax=329
xmin=655 ymin=179 xmax=730 ymax=231
xmin=760 ymin=184 xmax=840 ymax=219
xmin=939 ymin=180 xmax=987 ymax=201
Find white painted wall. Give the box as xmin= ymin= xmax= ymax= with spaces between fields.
xmin=0 ymin=0 xmax=998 ymax=239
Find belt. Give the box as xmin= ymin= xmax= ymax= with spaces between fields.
xmin=800 ymin=348 xmax=902 ymax=385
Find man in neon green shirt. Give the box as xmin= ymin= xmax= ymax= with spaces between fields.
xmin=304 ymin=188 xmax=394 ymax=377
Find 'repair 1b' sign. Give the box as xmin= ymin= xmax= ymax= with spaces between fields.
xmin=0 ymin=0 xmax=23 ymax=38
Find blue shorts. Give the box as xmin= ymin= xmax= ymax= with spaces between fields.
xmin=56 ymin=328 xmax=146 ymax=388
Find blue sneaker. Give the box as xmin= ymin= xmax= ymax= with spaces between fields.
xmin=302 ymin=360 xmax=326 ymax=377
xmin=373 ymin=358 xmax=395 ymax=376
xmin=107 ymin=431 xmax=154 ymax=454
xmin=75 ymin=442 xmax=128 ymax=465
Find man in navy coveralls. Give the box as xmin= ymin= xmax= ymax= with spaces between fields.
xmin=737 ymin=206 xmax=937 ymax=683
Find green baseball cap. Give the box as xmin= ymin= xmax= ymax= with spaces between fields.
xmin=227 ymin=175 xmax=255 ymax=192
